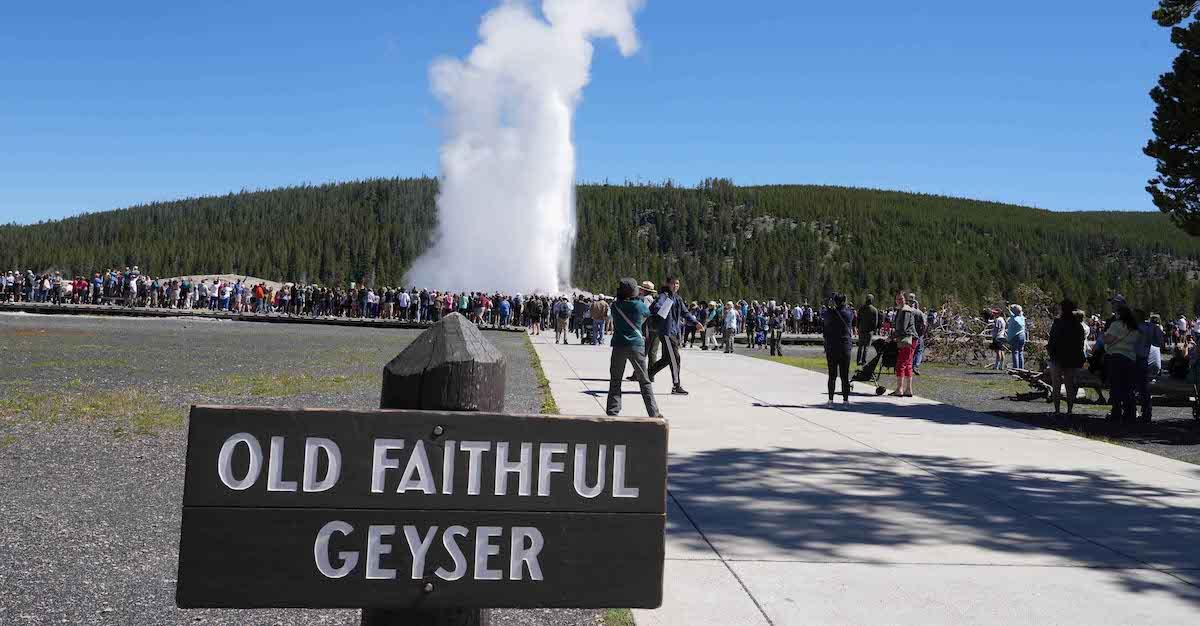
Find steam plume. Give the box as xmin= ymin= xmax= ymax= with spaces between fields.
xmin=405 ymin=0 xmax=644 ymax=294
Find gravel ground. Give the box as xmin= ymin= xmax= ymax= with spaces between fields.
xmin=0 ymin=313 xmax=604 ymax=626
xmin=750 ymin=345 xmax=1200 ymax=465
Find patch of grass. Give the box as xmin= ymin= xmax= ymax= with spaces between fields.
xmin=525 ymin=336 xmax=559 ymax=414
xmin=0 ymin=433 xmax=17 ymax=448
xmin=604 ymin=608 xmax=635 ymax=626
xmin=0 ymin=387 xmax=185 ymax=435
xmin=196 ymin=371 xmax=370 ymax=398
xmin=757 ymin=354 xmax=828 ymax=373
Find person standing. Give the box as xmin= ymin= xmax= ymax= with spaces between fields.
xmin=986 ymin=309 xmax=1005 ymax=369
xmin=606 ymin=278 xmax=661 ymax=418
xmin=768 ymin=305 xmax=784 ymax=356
xmin=527 ymin=295 xmax=542 ymax=335
xmin=823 ymin=293 xmax=855 ymax=406
xmin=590 ymin=295 xmax=610 ymax=346
xmin=1135 ymin=310 xmax=1166 ymax=421
xmin=889 ymin=292 xmax=918 ymax=397
xmin=1103 ymin=296 xmax=1142 ymax=422
xmin=499 ymin=295 xmax=512 ymax=328
xmin=856 ymin=294 xmax=881 ymax=367
xmin=722 ymin=301 xmax=740 ymax=353
xmin=553 ymin=296 xmax=571 ymax=343
xmin=700 ymin=299 xmax=715 ymax=347
xmin=1047 ymin=298 xmax=1086 ymax=415
xmin=641 ymin=283 xmax=658 ymax=359
xmin=909 ymin=294 xmax=927 ymax=375
xmin=648 ymin=276 xmax=702 ymax=395
xmin=1006 ymin=305 xmax=1028 ymax=369
xmin=684 ymin=301 xmax=701 ymax=348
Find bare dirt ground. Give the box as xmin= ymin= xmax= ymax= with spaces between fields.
xmin=0 ymin=313 xmax=602 ymax=626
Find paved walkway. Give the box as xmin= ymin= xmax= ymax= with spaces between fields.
xmin=531 ymin=335 xmax=1200 ymax=625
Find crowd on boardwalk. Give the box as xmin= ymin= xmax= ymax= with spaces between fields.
xmin=5 ymin=267 xmax=1198 ymax=422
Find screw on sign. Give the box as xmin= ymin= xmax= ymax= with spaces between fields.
xmin=174 ymin=314 xmax=667 ymax=626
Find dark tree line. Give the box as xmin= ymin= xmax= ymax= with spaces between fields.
xmin=3 ymin=177 xmax=1200 ymax=314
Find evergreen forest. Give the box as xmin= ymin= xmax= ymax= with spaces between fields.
xmin=3 ymin=177 xmax=1199 ymax=314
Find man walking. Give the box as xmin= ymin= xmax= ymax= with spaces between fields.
xmin=648 ymin=276 xmax=702 ymax=395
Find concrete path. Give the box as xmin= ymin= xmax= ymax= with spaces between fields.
xmin=530 ymin=334 xmax=1200 ymax=625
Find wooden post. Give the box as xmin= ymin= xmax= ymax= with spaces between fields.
xmin=362 ymin=312 xmax=504 ymax=626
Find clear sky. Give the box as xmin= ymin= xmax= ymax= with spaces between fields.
xmin=0 ymin=1 xmax=1180 ymax=223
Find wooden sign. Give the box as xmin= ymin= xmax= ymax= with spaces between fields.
xmin=176 ymin=405 xmax=668 ymax=609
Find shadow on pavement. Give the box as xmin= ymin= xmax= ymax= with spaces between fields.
xmin=989 ymin=411 xmax=1200 ymax=447
xmin=668 ymin=446 xmax=1200 ymax=604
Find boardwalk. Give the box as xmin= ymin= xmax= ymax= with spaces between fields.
xmin=532 ymin=336 xmax=1200 ymax=625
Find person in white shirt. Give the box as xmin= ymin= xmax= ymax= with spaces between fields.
xmin=397 ymin=289 xmax=411 ymax=320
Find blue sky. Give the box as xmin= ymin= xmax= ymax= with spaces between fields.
xmin=0 ymin=1 xmax=1180 ymax=223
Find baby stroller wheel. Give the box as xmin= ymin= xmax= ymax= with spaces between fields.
xmin=875 ymin=386 xmax=886 ymax=396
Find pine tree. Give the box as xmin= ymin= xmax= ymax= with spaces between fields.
xmin=1146 ymin=17 xmax=1200 ymax=235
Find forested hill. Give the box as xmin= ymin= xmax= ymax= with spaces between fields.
xmin=3 ymin=177 xmax=1199 ymax=313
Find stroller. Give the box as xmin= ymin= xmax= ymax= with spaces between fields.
xmin=853 ymin=338 xmax=898 ymax=395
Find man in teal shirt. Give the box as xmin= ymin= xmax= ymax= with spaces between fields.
xmin=607 ymin=278 xmax=661 ymax=417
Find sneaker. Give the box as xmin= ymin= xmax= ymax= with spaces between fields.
xmin=826 ymin=400 xmax=835 ymax=408
xmin=913 ymin=370 xmax=921 ymax=376
xmin=671 ymin=386 xmax=689 ymax=395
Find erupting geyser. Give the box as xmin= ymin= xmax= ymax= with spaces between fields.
xmin=405 ymin=0 xmax=645 ymax=294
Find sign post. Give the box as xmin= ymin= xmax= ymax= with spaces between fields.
xmin=175 ymin=314 xmax=667 ymax=624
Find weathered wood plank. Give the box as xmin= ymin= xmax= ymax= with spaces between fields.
xmin=176 ymin=508 xmax=665 ymax=609
xmin=181 ymin=406 xmax=667 ymax=514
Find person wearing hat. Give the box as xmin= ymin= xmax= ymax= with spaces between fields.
xmin=628 ymin=281 xmax=659 ymax=380
xmin=1006 ymin=304 xmax=1027 ymax=370
xmin=606 ymin=278 xmax=661 ymax=417
xmin=590 ymin=293 xmax=610 ymax=345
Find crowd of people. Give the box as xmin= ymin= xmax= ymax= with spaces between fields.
xmin=6 ymin=266 xmax=1199 ymax=422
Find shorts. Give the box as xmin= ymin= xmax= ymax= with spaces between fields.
xmin=896 ymin=341 xmax=915 ymax=377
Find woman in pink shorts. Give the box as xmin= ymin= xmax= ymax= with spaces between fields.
xmin=889 ymin=292 xmax=918 ymax=397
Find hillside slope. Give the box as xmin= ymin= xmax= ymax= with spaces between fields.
xmin=3 ymin=177 xmax=1198 ymax=312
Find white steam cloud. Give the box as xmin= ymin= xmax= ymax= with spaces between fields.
xmin=405 ymin=0 xmax=644 ymax=294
